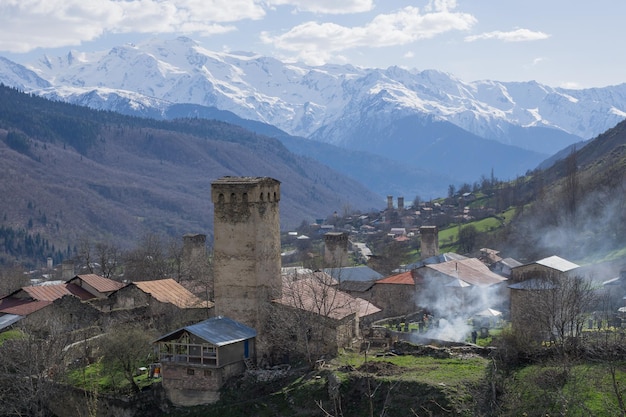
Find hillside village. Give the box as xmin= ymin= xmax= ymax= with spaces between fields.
xmin=1 ymin=176 xmax=625 ymax=416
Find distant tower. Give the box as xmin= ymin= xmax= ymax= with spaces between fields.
xmin=211 ymin=177 xmax=282 ymax=348
xmin=397 ymin=196 xmax=404 ymax=211
xmin=183 ymin=233 xmax=206 ymax=263
xmin=182 ymin=233 xmax=208 ymax=285
xmin=420 ymin=225 xmax=439 ymax=259
xmin=324 ymin=232 xmax=349 ymax=267
xmin=387 ymin=195 xmax=394 ymax=210
xmin=61 ymin=260 xmax=75 ymax=280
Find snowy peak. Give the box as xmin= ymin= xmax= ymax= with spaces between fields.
xmin=2 ymin=36 xmax=626 ymax=153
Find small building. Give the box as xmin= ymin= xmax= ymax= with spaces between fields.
xmin=370 ymin=270 xmax=420 ymax=318
xmin=154 ymin=316 xmax=256 ymax=406
xmin=66 ymin=274 xmax=125 ymax=298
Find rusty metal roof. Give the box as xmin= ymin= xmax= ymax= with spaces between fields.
xmin=22 ymin=283 xmax=94 ymax=301
xmin=274 ymin=272 xmax=380 ymax=320
xmin=426 ymin=258 xmax=507 ymax=287
xmin=0 ymin=298 xmax=51 ymax=315
xmin=155 ymin=316 xmax=256 ymax=347
xmin=69 ymin=274 xmax=126 ymax=293
xmin=134 ymin=278 xmax=211 ymax=309
xmin=376 ymin=271 xmax=415 ymax=285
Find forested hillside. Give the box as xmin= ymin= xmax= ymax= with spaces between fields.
xmin=0 ymin=85 xmax=382 ymax=266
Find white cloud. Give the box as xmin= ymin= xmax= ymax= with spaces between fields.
xmin=404 ymin=51 xmax=415 ymax=59
xmin=261 ymin=6 xmax=476 ymax=65
xmin=266 ymin=0 xmax=374 ymax=14
xmin=465 ymin=28 xmax=550 ymax=43
xmin=0 ymin=0 xmax=265 ymax=53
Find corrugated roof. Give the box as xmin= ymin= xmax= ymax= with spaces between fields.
xmin=22 ymin=283 xmax=94 ymax=301
xmin=0 ymin=299 xmax=51 ymax=315
xmin=155 ymin=316 xmax=256 ymax=347
xmin=323 ymin=266 xmax=383 ymax=282
xmin=535 ymin=256 xmax=580 ymax=272
xmin=338 ymin=280 xmax=375 ymax=292
xmin=0 ymin=313 xmax=23 ymax=330
xmin=426 ymin=258 xmax=507 ymax=287
xmin=70 ymin=274 xmax=126 ymax=293
xmin=376 ymin=271 xmax=415 ymax=285
xmin=274 ymin=273 xmax=378 ymax=320
xmin=134 ymin=278 xmax=211 ymax=309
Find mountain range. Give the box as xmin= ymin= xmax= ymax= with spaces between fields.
xmin=0 ymin=85 xmax=381 ymax=256
xmin=2 ymin=37 xmax=626 ymax=198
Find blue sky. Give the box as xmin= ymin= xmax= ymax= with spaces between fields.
xmin=0 ymin=0 xmax=623 ymax=88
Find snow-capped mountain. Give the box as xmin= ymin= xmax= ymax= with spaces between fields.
xmin=2 ymin=36 xmax=626 ymax=195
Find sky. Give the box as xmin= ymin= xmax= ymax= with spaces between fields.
xmin=0 ymin=0 xmax=624 ymax=89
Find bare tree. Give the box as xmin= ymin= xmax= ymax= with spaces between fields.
xmin=0 ymin=324 xmax=71 ymax=416
xmin=122 ymin=233 xmax=170 ymax=281
xmin=94 ymin=241 xmax=121 ymax=279
xmin=513 ymin=273 xmax=597 ymax=356
xmin=265 ymin=271 xmax=360 ymax=367
xmin=0 ymin=265 xmax=29 ymax=297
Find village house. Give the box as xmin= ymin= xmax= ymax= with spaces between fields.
xmin=508 ymin=255 xmax=581 ymax=335
xmin=96 ymin=278 xmax=212 ymax=330
xmin=0 ymin=274 xmax=124 ymax=333
xmin=369 ymin=270 xmax=419 ymax=318
xmin=154 ymin=316 xmax=256 ymax=406
xmin=413 ymin=258 xmax=509 ymax=318
xmin=271 ymin=271 xmax=381 ymax=359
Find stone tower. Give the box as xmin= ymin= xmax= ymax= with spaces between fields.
xmin=397 ymin=196 xmax=404 ymax=210
xmin=420 ymin=225 xmax=439 ymax=259
xmin=183 ymin=233 xmax=206 ymax=261
xmin=211 ymin=177 xmax=282 ymax=343
xmin=387 ymin=195 xmax=394 ymax=210
xmin=324 ymin=232 xmax=349 ymax=267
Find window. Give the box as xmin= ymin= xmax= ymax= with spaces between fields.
xmin=204 ymin=369 xmax=212 ymax=377
xmin=187 ymin=368 xmax=195 ymax=376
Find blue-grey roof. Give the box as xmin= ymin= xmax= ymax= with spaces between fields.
xmin=0 ymin=314 xmax=23 ymax=331
xmin=155 ymin=316 xmax=256 ymax=347
xmin=323 ymin=266 xmax=383 ymax=282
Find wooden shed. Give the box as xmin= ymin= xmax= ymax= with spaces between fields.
xmin=154 ymin=316 xmax=256 ymax=406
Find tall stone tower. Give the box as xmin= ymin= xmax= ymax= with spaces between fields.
xmin=420 ymin=225 xmax=439 ymax=259
xmin=211 ymin=177 xmax=282 ymax=341
xmin=324 ymin=232 xmax=349 ymax=267
xmin=397 ymin=196 xmax=404 ymax=210
xmin=387 ymin=195 xmax=394 ymax=210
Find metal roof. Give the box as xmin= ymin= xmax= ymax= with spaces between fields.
xmin=535 ymin=256 xmax=579 ymax=272
xmin=274 ymin=273 xmax=380 ymax=320
xmin=426 ymin=258 xmax=507 ymax=287
xmin=376 ymin=271 xmax=415 ymax=285
xmin=0 ymin=299 xmax=52 ymax=315
xmin=0 ymin=314 xmax=23 ymax=330
xmin=134 ymin=278 xmax=211 ymax=309
xmin=322 ymin=266 xmax=383 ymax=282
xmin=22 ymin=283 xmax=94 ymax=301
xmin=155 ymin=316 xmax=256 ymax=347
xmin=69 ymin=274 xmax=126 ymax=293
